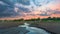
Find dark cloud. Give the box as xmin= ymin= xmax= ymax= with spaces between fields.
xmin=38 ymin=12 xmax=50 ymax=16
xmin=0 ymin=0 xmax=60 ymax=18
xmin=0 ymin=0 xmax=30 ymax=6
xmin=53 ymin=10 xmax=60 ymax=14
xmin=0 ymin=0 xmax=16 ymax=4
xmin=0 ymin=5 xmax=7 ymax=12
xmin=40 ymin=14 xmax=50 ymax=16
xmin=0 ymin=6 xmax=19 ymax=18
xmin=17 ymin=0 xmax=30 ymax=5
xmin=19 ymin=7 xmax=30 ymax=13
xmin=0 ymin=0 xmax=30 ymax=18
xmin=39 ymin=9 xmax=60 ymax=16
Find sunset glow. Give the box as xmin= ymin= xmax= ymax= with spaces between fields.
xmin=0 ymin=0 xmax=60 ymax=20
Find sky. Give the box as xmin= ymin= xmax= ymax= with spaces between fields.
xmin=0 ymin=0 xmax=60 ymax=20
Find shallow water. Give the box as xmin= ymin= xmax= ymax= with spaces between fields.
xmin=19 ymin=23 xmax=50 ymax=34
xmin=0 ymin=23 xmax=51 ymax=34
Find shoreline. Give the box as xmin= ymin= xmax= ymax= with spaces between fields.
xmin=30 ymin=22 xmax=60 ymax=34
xmin=29 ymin=25 xmax=56 ymax=34
xmin=0 ymin=21 xmax=60 ymax=34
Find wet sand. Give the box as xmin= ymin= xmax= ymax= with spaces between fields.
xmin=31 ymin=22 xmax=60 ymax=34
xmin=0 ymin=22 xmax=60 ymax=34
xmin=0 ymin=22 xmax=24 ymax=29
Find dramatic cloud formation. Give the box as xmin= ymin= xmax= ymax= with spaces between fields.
xmin=0 ymin=0 xmax=60 ymax=20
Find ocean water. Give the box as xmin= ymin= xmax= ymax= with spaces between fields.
xmin=0 ymin=23 xmax=51 ymax=34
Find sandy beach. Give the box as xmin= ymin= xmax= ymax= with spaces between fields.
xmin=31 ymin=22 xmax=60 ymax=34
xmin=0 ymin=21 xmax=60 ymax=34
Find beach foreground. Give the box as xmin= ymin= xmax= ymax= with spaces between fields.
xmin=30 ymin=22 xmax=60 ymax=34
xmin=0 ymin=20 xmax=60 ymax=34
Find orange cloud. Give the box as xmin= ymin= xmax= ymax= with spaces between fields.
xmin=47 ymin=3 xmax=60 ymax=10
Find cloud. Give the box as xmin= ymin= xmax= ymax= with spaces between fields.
xmin=0 ymin=0 xmax=60 ymax=18
xmin=0 ymin=0 xmax=30 ymax=18
xmin=17 ymin=0 xmax=30 ymax=5
xmin=0 ymin=1 xmax=7 ymax=5
xmin=1 ymin=0 xmax=30 ymax=6
xmin=39 ymin=9 xmax=60 ymax=16
xmin=32 ymin=0 xmax=53 ymax=6
xmin=0 ymin=7 xmax=19 ymax=18
xmin=53 ymin=10 xmax=60 ymax=14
